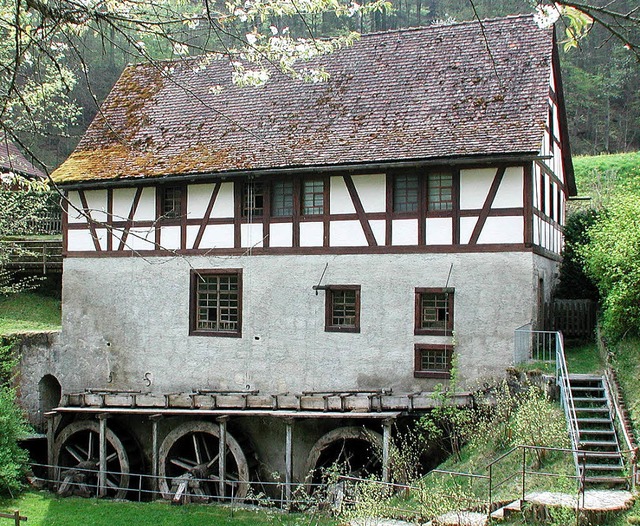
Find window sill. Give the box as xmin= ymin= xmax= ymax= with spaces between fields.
xmin=414 ymin=370 xmax=451 ymax=379
xmin=189 ymin=330 xmax=242 ymax=338
xmin=325 ymin=326 xmax=360 ymax=333
xmin=414 ymin=329 xmax=452 ymax=336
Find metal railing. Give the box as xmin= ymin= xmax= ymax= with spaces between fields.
xmin=513 ymin=328 xmax=580 ymax=479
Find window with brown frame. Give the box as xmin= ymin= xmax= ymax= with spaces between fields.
xmin=160 ymin=186 xmax=184 ymax=219
xmin=272 ymin=180 xmax=294 ymax=217
xmin=241 ymin=181 xmax=265 ymax=218
xmin=325 ymin=286 xmax=360 ymax=332
xmin=302 ymin=179 xmax=325 ymax=215
xmin=414 ymin=344 xmax=452 ymax=378
xmin=393 ymin=173 xmax=419 ymax=213
xmin=415 ymin=288 xmax=454 ymax=335
xmin=427 ymin=172 xmax=453 ymax=211
xmin=190 ymin=270 xmax=242 ymax=337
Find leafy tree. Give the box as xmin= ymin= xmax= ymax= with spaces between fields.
xmin=0 ymin=339 xmax=30 ymax=497
xmin=555 ymin=209 xmax=599 ymax=300
xmin=581 ymin=196 xmax=640 ymax=341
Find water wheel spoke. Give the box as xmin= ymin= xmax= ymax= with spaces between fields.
xmin=206 ymin=453 xmax=220 ymax=469
xmin=105 ymin=452 xmax=118 ymax=463
xmin=192 ymin=434 xmax=203 ymax=465
xmin=87 ymin=432 xmax=94 ymax=460
xmin=202 ymin=436 xmax=213 ymax=461
xmin=65 ymin=445 xmax=86 ymax=464
xmin=106 ymin=476 xmax=120 ymax=490
xmin=170 ymin=457 xmax=196 ymax=470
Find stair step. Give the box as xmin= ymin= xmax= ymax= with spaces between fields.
xmin=581 ymin=463 xmax=624 ymax=471
xmin=573 ymin=397 xmax=607 ymax=403
xmin=575 ymin=407 xmax=610 ymax=413
xmin=583 ymin=476 xmax=628 ymax=485
xmin=576 ymin=418 xmax=613 ymax=424
xmin=580 ymin=441 xmax=619 ymax=448
xmin=579 ymin=428 xmax=615 ymax=435
xmin=490 ymin=499 xmax=521 ymax=520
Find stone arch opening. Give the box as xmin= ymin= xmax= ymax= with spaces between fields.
xmin=38 ymin=374 xmax=61 ymax=424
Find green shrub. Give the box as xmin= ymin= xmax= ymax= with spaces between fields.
xmin=581 ymin=196 xmax=640 ymax=341
xmin=0 ymin=386 xmax=30 ymax=496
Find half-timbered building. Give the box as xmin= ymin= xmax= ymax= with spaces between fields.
xmin=23 ymin=14 xmax=575 ymax=500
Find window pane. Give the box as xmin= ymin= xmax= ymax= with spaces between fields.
xmin=331 ymin=289 xmax=357 ymax=327
xmin=196 ymin=274 xmax=239 ymax=332
xmin=393 ymin=174 xmax=419 ymax=213
xmin=419 ymin=347 xmax=451 ymax=371
xmin=272 ymin=181 xmax=294 ymax=217
xmin=163 ymin=187 xmax=182 ymax=218
xmin=302 ymin=179 xmax=324 ymax=215
xmin=420 ymin=292 xmax=449 ymax=331
xmin=242 ymin=182 xmax=264 ymax=218
xmin=427 ymin=172 xmax=453 ymax=211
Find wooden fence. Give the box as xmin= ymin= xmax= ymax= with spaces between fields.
xmin=551 ymin=299 xmax=597 ymax=339
xmin=1 ymin=238 xmax=63 ymax=274
xmin=0 ymin=511 xmax=27 ymax=525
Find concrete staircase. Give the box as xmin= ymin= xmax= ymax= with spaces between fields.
xmin=570 ymin=374 xmax=627 ymax=488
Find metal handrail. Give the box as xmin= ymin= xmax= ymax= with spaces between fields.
xmin=554 ymin=331 xmax=581 ymax=483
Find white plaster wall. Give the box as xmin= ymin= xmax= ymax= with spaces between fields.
xmin=477 ymin=217 xmax=524 ymax=244
xmin=188 ymin=183 xmax=215 ymax=219
xmin=133 ymin=188 xmax=156 ymax=221
xmin=460 ymin=168 xmax=494 ymax=209
xmin=269 ymin=223 xmax=293 ymax=247
xmin=160 ymin=226 xmax=181 ymax=250
xmin=112 ymin=188 xmax=136 ymax=222
xmin=211 ymin=183 xmax=234 ymax=218
xmin=300 ymin=222 xmax=324 ymax=247
xmin=330 ymin=221 xmax=367 ymax=246
xmin=392 ymin=219 xmax=417 ymax=245
xmin=241 ymin=223 xmax=264 ymax=248
xmin=352 ymin=174 xmax=385 ymax=212
xmin=425 ymin=218 xmax=452 ymax=245
xmin=126 ymin=227 xmax=155 ymax=251
xmin=196 ymin=224 xmax=235 ymax=248
xmin=84 ymin=190 xmax=108 ymax=223
xmin=67 ymin=191 xmax=85 ymax=224
xmin=57 ymin=251 xmax=541 ymax=396
xmin=459 ymin=217 xmax=476 ymax=245
xmin=493 ymin=167 xmax=524 ymax=208
xmin=67 ymin=229 xmax=101 ymax=252
xmin=370 ymin=220 xmax=385 ymax=246
xmin=329 ymin=176 xmax=355 ymax=215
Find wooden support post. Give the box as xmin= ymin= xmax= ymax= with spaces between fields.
xmin=150 ymin=414 xmax=163 ymax=497
xmin=285 ymin=418 xmax=294 ymax=507
xmin=98 ymin=414 xmax=108 ymax=497
xmin=382 ymin=418 xmax=393 ymax=484
xmin=217 ymin=416 xmax=229 ymax=500
xmin=46 ymin=413 xmax=55 ymax=485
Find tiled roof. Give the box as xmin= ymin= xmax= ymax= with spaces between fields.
xmin=53 ymin=14 xmax=554 ymax=183
xmin=0 ymin=137 xmax=46 ymax=179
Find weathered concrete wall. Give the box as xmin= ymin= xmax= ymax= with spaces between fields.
xmin=54 ymin=251 xmax=543 ymax=396
xmin=11 ymin=331 xmax=62 ymax=431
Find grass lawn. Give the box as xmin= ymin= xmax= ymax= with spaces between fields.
xmin=0 ymin=491 xmax=337 ymax=526
xmin=0 ymin=292 xmax=61 ymax=335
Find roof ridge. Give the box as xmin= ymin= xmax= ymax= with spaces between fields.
xmin=358 ymin=13 xmax=536 ymax=39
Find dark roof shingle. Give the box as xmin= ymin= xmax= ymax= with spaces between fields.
xmin=53 ymin=14 xmax=554 ymax=183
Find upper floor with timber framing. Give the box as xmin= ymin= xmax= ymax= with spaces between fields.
xmin=52 ymin=15 xmax=575 ymax=258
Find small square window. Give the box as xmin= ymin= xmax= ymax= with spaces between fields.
xmin=302 ymin=179 xmax=324 ymax=215
xmin=161 ymin=186 xmax=183 ymax=219
xmin=415 ymin=288 xmax=454 ymax=335
xmin=190 ymin=270 xmax=242 ymax=337
xmin=427 ymin=172 xmax=453 ymax=211
xmin=414 ymin=344 xmax=452 ymax=378
xmin=393 ymin=174 xmax=419 ymax=213
xmin=325 ymin=286 xmax=360 ymax=332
